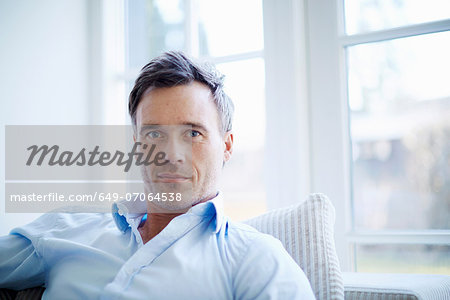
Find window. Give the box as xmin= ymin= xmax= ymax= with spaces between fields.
xmin=345 ymin=0 xmax=450 ymax=274
xmin=103 ymin=0 xmax=450 ymax=274
xmin=123 ymin=0 xmax=267 ymax=221
xmin=308 ymin=0 xmax=450 ymax=273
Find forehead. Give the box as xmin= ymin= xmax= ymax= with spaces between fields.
xmin=136 ymin=82 xmax=221 ymax=130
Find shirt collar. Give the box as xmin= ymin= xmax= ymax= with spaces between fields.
xmin=112 ymin=192 xmax=224 ymax=234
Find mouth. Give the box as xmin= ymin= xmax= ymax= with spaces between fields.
xmin=156 ymin=172 xmax=191 ymax=183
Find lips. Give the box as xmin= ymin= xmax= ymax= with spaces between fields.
xmin=156 ymin=172 xmax=191 ymax=183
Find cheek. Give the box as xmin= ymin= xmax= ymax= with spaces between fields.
xmin=192 ymin=142 xmax=224 ymax=173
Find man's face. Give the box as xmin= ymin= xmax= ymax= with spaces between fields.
xmin=134 ymin=81 xmax=233 ymax=212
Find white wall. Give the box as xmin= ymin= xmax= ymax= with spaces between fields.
xmin=0 ymin=0 xmax=90 ymax=235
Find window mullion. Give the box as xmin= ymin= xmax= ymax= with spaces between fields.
xmin=340 ymin=19 xmax=450 ymax=47
xmin=348 ymin=231 xmax=450 ymax=245
xmin=184 ymin=0 xmax=199 ymax=57
xmin=203 ymin=50 xmax=264 ymax=64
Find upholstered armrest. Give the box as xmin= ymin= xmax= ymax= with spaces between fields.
xmin=343 ymin=272 xmax=450 ymax=300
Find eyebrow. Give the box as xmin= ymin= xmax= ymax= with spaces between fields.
xmin=180 ymin=121 xmax=209 ymax=133
xmin=139 ymin=122 xmax=209 ymax=136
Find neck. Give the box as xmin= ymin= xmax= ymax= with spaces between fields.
xmin=138 ymin=192 xmax=219 ymax=244
xmin=138 ymin=212 xmax=183 ymax=244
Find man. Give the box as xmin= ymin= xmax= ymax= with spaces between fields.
xmin=0 ymin=51 xmax=315 ymax=299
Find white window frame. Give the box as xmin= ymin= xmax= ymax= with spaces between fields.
xmin=262 ymin=0 xmax=312 ymax=210
xmin=118 ymin=0 xmax=310 ymax=215
xmin=118 ymin=0 xmax=266 ymax=118
xmin=117 ymin=0 xmax=270 ymax=215
xmin=184 ymin=1 xmax=265 ymax=70
xmin=262 ymin=0 xmax=353 ymax=269
xmin=88 ymin=0 xmax=127 ymax=125
xmin=100 ymin=0 xmax=450 ymax=272
xmin=121 ymin=0 xmax=265 ymax=83
xmin=300 ymin=0 xmax=450 ymax=271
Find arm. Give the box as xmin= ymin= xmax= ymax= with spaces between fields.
xmin=234 ymin=235 xmax=315 ymax=300
xmin=0 ymin=213 xmax=59 ymax=290
xmin=0 ymin=234 xmax=46 ymax=290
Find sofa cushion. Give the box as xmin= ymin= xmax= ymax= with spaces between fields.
xmin=244 ymin=193 xmax=345 ymax=300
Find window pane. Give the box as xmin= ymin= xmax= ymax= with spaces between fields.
xmin=348 ymin=32 xmax=450 ymax=230
xmin=345 ymin=0 xmax=450 ymax=35
xmin=355 ymin=244 xmax=450 ymax=274
xmin=127 ymin=0 xmax=185 ymax=70
xmin=216 ymin=58 xmax=266 ymax=220
xmin=197 ymin=0 xmax=264 ymax=57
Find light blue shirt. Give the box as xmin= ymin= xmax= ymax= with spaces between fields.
xmin=0 ymin=194 xmax=315 ymax=299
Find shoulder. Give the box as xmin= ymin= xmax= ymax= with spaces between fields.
xmin=225 ymin=220 xmax=315 ymax=299
xmin=226 ymin=219 xmax=284 ymax=246
xmin=222 ymin=219 xmax=289 ymax=264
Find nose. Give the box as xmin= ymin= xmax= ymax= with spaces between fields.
xmin=163 ymin=136 xmax=186 ymax=165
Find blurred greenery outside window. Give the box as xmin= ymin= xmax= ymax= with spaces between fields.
xmin=344 ymin=0 xmax=450 ymax=274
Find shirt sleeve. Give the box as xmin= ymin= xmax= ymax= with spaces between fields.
xmin=233 ymin=234 xmax=315 ymax=300
xmin=0 ymin=234 xmax=46 ymax=289
xmin=0 ymin=213 xmax=61 ymax=290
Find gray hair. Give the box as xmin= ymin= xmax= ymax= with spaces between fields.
xmin=128 ymin=51 xmax=234 ymax=134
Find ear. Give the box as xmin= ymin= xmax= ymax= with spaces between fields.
xmin=223 ymin=131 xmax=233 ymax=163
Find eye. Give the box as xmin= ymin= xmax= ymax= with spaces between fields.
xmin=146 ymin=131 xmax=161 ymax=139
xmin=190 ymin=130 xmax=201 ymax=137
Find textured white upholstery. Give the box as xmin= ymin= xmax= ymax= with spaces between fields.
xmin=244 ymin=193 xmax=345 ymax=300
xmin=343 ymin=272 xmax=450 ymax=300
